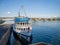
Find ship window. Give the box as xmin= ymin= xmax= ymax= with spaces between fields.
xmin=16 ymin=23 xmax=19 ymax=24
xmin=19 ymin=28 xmax=20 ymax=30
xmin=20 ymin=28 xmax=23 ymax=30
xmin=23 ymin=23 xmax=24 ymax=25
xmin=21 ymin=23 xmax=22 ymax=25
xmin=24 ymin=23 xmax=28 ymax=25
xmin=19 ymin=23 xmax=20 ymax=24
xmin=25 ymin=28 xmax=27 ymax=30
xmin=18 ymin=23 xmax=19 ymax=24
xmin=27 ymin=23 xmax=29 ymax=25
xmin=17 ymin=28 xmax=19 ymax=30
xmin=24 ymin=28 xmax=25 ymax=30
xmin=24 ymin=23 xmax=26 ymax=25
xmin=25 ymin=23 xmax=27 ymax=25
xmin=18 ymin=28 xmax=20 ymax=30
xmin=27 ymin=28 xmax=28 ymax=30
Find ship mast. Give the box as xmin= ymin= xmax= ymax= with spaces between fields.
xmin=18 ymin=5 xmax=27 ymax=17
xmin=18 ymin=11 xmax=20 ymax=17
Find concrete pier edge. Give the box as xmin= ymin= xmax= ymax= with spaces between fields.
xmin=0 ymin=25 xmax=12 ymax=45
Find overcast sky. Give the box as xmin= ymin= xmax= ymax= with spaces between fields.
xmin=0 ymin=0 xmax=60 ymax=17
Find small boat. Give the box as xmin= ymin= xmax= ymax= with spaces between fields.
xmin=13 ymin=7 xmax=32 ymax=44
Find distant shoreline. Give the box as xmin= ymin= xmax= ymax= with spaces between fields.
xmin=0 ymin=17 xmax=60 ymax=24
xmin=31 ymin=18 xmax=60 ymax=22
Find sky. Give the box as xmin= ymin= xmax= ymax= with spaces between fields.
xmin=0 ymin=0 xmax=60 ymax=18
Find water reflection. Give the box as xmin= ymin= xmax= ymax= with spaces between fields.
xmin=13 ymin=39 xmax=22 ymax=45
xmin=10 ymin=32 xmax=22 ymax=45
xmin=10 ymin=32 xmax=33 ymax=45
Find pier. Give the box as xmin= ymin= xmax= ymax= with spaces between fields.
xmin=0 ymin=24 xmax=12 ymax=45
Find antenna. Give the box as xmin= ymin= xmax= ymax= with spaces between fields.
xmin=18 ymin=11 xmax=20 ymax=17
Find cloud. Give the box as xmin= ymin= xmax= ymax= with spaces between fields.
xmin=7 ymin=12 xmax=11 ymax=14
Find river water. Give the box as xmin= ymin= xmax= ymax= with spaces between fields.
xmin=10 ymin=21 xmax=60 ymax=45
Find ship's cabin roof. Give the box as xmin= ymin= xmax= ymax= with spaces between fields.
xmin=15 ymin=17 xmax=30 ymax=22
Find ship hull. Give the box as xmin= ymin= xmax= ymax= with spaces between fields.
xmin=13 ymin=30 xmax=32 ymax=45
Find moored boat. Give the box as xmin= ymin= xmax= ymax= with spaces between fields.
xmin=13 ymin=7 xmax=32 ymax=44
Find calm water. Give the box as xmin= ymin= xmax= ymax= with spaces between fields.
xmin=10 ymin=21 xmax=60 ymax=45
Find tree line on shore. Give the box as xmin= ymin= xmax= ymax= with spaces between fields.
xmin=31 ymin=17 xmax=60 ymax=21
